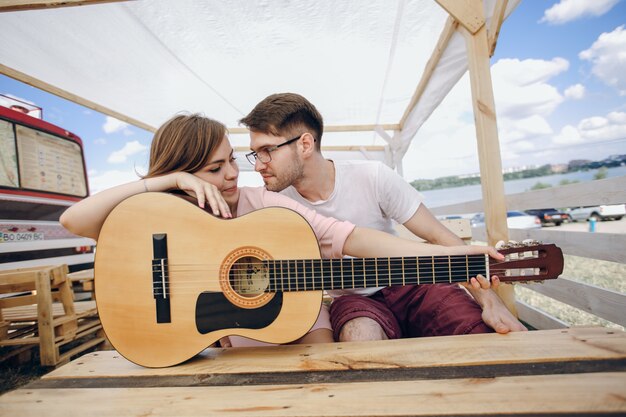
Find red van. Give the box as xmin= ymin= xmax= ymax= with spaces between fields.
xmin=0 ymin=95 xmax=94 ymax=272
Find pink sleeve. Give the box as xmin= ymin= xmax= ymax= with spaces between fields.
xmin=237 ymin=187 xmax=355 ymax=258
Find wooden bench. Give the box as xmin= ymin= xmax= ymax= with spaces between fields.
xmin=1 ymin=327 xmax=624 ymax=416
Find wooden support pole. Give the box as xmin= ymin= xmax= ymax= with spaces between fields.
xmin=488 ymin=0 xmax=509 ymax=56
xmin=0 ymin=63 xmax=156 ymax=133
xmin=435 ymin=0 xmax=485 ymax=34
xmin=0 ymin=0 xmax=128 ymax=13
xmin=233 ymin=145 xmax=386 ymax=152
xmin=462 ymin=9 xmax=516 ymax=314
xmin=399 ymin=16 xmax=458 ymax=129
xmin=228 ymin=124 xmax=400 ymax=135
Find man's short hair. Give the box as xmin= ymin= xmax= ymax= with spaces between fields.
xmin=240 ymin=93 xmax=323 ymax=149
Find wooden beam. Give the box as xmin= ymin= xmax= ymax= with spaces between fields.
xmin=471 ymin=227 xmax=626 ymax=264
xmin=430 ymin=175 xmax=626 ymax=216
xmin=462 ymin=6 xmax=515 ymax=314
xmin=488 ymin=0 xmax=508 ymax=56
xmin=399 ymin=16 xmax=458 ymax=129
xmin=510 ymin=229 xmax=625 ymax=264
xmin=0 ymin=63 xmax=156 ymax=132
xmin=435 ymin=0 xmax=485 ymax=34
xmin=522 ymin=277 xmax=626 ymax=328
xmin=463 ymin=25 xmax=508 ymax=247
xmin=228 ymin=124 xmax=400 ymax=135
xmin=516 ymin=301 xmax=569 ymax=330
xmin=234 ymin=146 xmax=386 ymax=152
xmin=0 ymin=0 xmax=127 ymax=12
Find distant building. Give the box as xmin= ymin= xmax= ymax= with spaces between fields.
xmin=568 ymin=159 xmax=592 ymax=170
xmin=502 ymin=165 xmax=538 ymax=174
xmin=551 ymin=164 xmax=568 ymax=173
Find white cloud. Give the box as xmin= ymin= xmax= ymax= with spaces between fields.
xmin=0 ymin=94 xmax=36 ymax=106
xmin=88 ymin=169 xmax=145 ymax=194
xmin=553 ymin=125 xmax=582 ymax=145
xmin=579 ymin=25 xmax=626 ymax=95
xmin=94 ymin=137 xmax=107 ymax=145
xmin=499 ymin=115 xmax=553 ymax=143
xmin=564 ymin=83 xmax=586 ymax=99
xmin=107 ymin=140 xmax=148 ymax=164
xmin=103 ymin=116 xmax=132 ymax=134
xmin=403 ymin=57 xmax=575 ymax=179
xmin=554 ymin=111 xmax=626 ymax=144
xmin=540 ymin=0 xmax=619 ymax=25
xmin=492 ymin=58 xmax=567 ymax=118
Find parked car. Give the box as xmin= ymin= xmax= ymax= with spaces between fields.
xmin=524 ymin=208 xmax=569 ymax=226
xmin=567 ymin=204 xmax=625 ymax=222
xmin=470 ymin=211 xmax=542 ymax=229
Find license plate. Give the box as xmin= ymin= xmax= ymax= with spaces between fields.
xmin=0 ymin=232 xmax=45 ymax=242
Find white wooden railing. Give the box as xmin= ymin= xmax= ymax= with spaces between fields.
xmin=430 ymin=175 xmax=626 ymax=331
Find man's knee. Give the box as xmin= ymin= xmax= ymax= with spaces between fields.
xmin=338 ymin=317 xmax=388 ymax=342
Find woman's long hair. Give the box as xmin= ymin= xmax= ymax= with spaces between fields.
xmin=145 ymin=114 xmax=226 ymax=178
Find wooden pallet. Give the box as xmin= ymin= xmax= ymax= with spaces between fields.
xmin=0 ymin=266 xmax=105 ymax=367
xmin=1 ymin=327 xmax=624 ymax=416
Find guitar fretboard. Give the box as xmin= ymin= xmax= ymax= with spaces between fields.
xmin=264 ymin=254 xmax=488 ymax=292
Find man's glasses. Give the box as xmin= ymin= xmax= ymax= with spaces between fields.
xmin=245 ymin=134 xmax=303 ymax=165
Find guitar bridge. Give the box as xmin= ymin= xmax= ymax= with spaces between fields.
xmin=152 ymin=233 xmax=171 ymax=323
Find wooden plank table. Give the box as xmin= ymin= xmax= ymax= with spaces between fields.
xmin=1 ymin=327 xmax=625 ymax=416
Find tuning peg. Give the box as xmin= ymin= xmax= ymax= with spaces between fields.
xmin=510 ymin=240 xmax=528 ymax=248
xmin=495 ymin=240 xmax=507 ymax=249
xmin=522 ymin=239 xmax=541 ymax=246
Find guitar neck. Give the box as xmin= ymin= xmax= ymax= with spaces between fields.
xmin=265 ymin=254 xmax=488 ymax=292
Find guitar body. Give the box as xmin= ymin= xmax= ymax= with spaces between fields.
xmin=95 ymin=193 xmax=323 ymax=367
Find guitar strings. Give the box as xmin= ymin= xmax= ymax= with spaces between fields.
xmin=149 ymin=266 xmax=519 ymax=295
xmin=146 ymin=256 xmax=532 ymax=295
xmin=150 ymin=257 xmax=528 ymax=269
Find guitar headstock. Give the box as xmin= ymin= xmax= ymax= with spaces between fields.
xmin=490 ymin=241 xmax=564 ymax=283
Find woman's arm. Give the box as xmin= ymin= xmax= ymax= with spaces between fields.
xmin=60 ymin=173 xmax=230 ymax=240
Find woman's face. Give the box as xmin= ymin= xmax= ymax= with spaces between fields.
xmin=193 ymin=136 xmax=240 ymax=208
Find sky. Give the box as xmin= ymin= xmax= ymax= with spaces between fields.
xmin=1 ymin=0 xmax=625 ymax=194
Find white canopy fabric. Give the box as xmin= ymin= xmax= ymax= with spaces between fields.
xmin=0 ymin=0 xmax=519 ymax=170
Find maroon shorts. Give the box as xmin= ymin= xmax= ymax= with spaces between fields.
xmin=329 ymin=284 xmax=493 ymax=341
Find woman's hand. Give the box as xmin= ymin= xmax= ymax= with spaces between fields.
xmin=173 ymin=172 xmax=232 ymax=218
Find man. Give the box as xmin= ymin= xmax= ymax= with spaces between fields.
xmin=240 ymin=93 xmax=526 ymax=342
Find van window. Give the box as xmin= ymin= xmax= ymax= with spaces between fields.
xmin=0 ymin=119 xmax=19 ymax=187
xmin=14 ymin=124 xmax=87 ymax=197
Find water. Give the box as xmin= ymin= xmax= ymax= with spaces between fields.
xmin=421 ymin=166 xmax=626 ymax=208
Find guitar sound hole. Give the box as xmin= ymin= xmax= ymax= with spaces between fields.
xmin=229 ymin=256 xmax=269 ymax=297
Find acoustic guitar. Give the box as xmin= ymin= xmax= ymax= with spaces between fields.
xmin=95 ymin=192 xmax=564 ymax=367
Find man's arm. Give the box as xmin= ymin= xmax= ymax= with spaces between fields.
xmin=402 ymin=205 xmax=527 ymax=334
xmin=402 ymin=204 xmax=465 ymax=246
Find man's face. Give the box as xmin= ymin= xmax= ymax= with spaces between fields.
xmin=249 ymin=131 xmax=304 ymax=192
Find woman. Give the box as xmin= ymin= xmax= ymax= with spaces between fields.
xmin=61 ymin=114 xmax=501 ymax=346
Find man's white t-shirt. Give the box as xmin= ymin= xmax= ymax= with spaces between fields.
xmin=281 ymin=160 xmax=423 ymax=297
